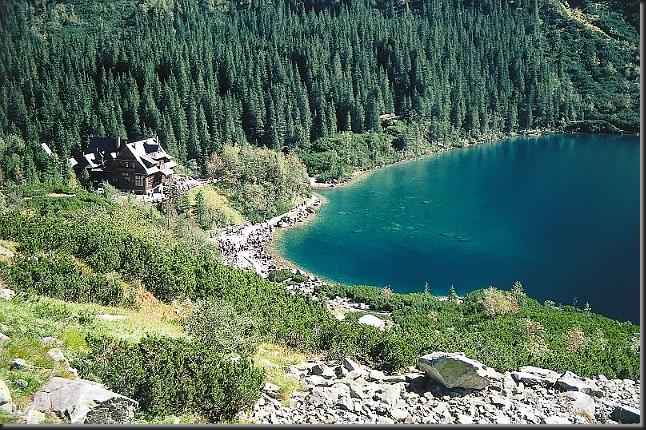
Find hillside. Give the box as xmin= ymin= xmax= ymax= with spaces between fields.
xmin=0 ymin=0 xmax=639 ymax=182
xmin=0 ymin=184 xmax=640 ymax=423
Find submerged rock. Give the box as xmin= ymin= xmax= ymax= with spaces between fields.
xmin=418 ymin=352 xmax=501 ymax=390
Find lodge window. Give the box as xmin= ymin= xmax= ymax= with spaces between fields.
xmin=135 ymin=176 xmax=144 ymax=187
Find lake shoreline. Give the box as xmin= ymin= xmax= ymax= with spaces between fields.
xmin=216 ymin=128 xmax=568 ymax=305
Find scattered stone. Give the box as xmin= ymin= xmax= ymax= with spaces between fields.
xmin=368 ymin=370 xmax=385 ymax=382
xmin=310 ymin=364 xmax=336 ymax=378
xmin=26 ymin=410 xmax=47 ymax=424
xmin=390 ymin=408 xmax=408 ymax=421
xmin=29 ymin=377 xmax=139 ymax=424
xmin=610 ymin=404 xmax=640 ymax=424
xmin=562 ymin=391 xmax=595 ymax=422
xmin=263 ymin=383 xmax=280 ymax=398
xmin=41 ymin=336 xmax=61 ymax=347
xmin=342 ymin=357 xmax=362 ymax=372
xmin=242 ymin=353 xmax=640 ymax=425
xmin=47 ymin=348 xmax=69 ymax=364
xmin=14 ymin=379 xmax=28 ymax=389
xmin=557 ymin=372 xmax=603 ymax=397
xmin=0 ymin=288 xmax=15 ymax=300
xmin=0 ymin=332 xmax=9 ymax=343
xmin=8 ymin=358 xmax=30 ymax=370
xmin=511 ymin=371 xmax=544 ymax=387
xmin=357 ymin=314 xmax=386 ymax=329
xmin=543 ymin=416 xmax=571 ymax=424
xmin=0 ymin=379 xmax=13 ymax=411
xmin=305 ymin=375 xmax=331 ymax=387
xmin=418 ymin=352 xmax=501 ymax=390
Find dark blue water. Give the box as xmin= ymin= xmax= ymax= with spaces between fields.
xmin=277 ymin=134 xmax=641 ymax=322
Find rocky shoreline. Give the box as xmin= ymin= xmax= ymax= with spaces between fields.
xmin=242 ymin=352 xmax=641 ymax=425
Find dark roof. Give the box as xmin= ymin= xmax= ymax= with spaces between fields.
xmin=87 ymin=137 xmax=120 ymax=154
xmin=73 ymin=136 xmax=175 ymax=177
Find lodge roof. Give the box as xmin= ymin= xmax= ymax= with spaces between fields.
xmin=73 ymin=135 xmax=175 ymax=176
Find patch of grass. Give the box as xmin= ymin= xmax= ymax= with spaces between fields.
xmin=0 ymin=293 xmax=186 ymax=411
xmin=253 ymin=343 xmax=310 ymax=405
xmin=187 ymin=184 xmax=246 ymax=228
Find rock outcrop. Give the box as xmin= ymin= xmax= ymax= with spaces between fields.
xmin=242 ymin=354 xmax=641 ymax=425
xmin=28 ymin=377 xmax=138 ymax=424
xmin=418 ymin=352 xmax=502 ymax=390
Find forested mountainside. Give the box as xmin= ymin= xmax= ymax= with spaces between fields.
xmin=0 ymin=0 xmax=639 ymax=174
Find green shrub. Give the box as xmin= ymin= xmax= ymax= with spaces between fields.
xmin=75 ymin=335 xmax=264 ymax=422
xmin=267 ymin=269 xmax=307 ymax=284
xmin=182 ymin=299 xmax=262 ymax=357
xmin=0 ymin=254 xmax=124 ymax=306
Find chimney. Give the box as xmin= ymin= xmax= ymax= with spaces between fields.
xmin=116 ymin=136 xmax=121 ymax=150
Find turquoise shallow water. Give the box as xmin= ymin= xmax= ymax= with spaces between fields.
xmin=277 ymin=134 xmax=640 ymax=322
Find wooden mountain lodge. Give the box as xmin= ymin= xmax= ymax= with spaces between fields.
xmin=71 ymin=136 xmax=176 ymax=193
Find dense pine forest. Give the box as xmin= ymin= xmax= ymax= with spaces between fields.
xmin=0 ymin=0 xmax=639 ymax=180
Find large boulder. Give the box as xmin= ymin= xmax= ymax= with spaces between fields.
xmin=556 ymin=371 xmax=603 ymax=397
xmin=0 ymin=379 xmax=13 ymax=413
xmin=358 ymin=314 xmax=385 ymax=329
xmin=28 ymin=377 xmax=138 ymax=424
xmin=418 ymin=352 xmax=502 ymax=390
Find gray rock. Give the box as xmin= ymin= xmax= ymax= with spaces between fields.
xmin=310 ymin=386 xmax=341 ymax=404
xmin=8 ymin=358 xmax=30 ymax=370
xmin=357 ymin=314 xmax=385 ymax=329
xmin=418 ymin=352 xmax=501 ymax=390
xmin=47 ymin=348 xmax=69 ymax=364
xmin=15 ymin=379 xmax=28 ymax=389
xmin=543 ymin=416 xmax=571 ymax=424
xmin=41 ymin=336 xmax=61 ymax=347
xmin=557 ymin=373 xmax=603 ymax=397
xmin=489 ymin=394 xmax=512 ymax=409
xmin=310 ymin=364 xmax=336 ymax=378
xmin=342 ymin=357 xmax=362 ymax=372
xmin=368 ymin=369 xmax=385 ymax=382
xmin=0 ymin=380 xmax=10 ymax=400
xmin=263 ymin=382 xmax=280 ymax=398
xmin=519 ymin=366 xmax=560 ymax=383
xmin=511 ymin=371 xmax=544 ymax=387
xmin=0 ymin=379 xmax=12 ymax=409
xmin=379 ymin=383 xmax=403 ymax=407
xmin=0 ymin=332 xmax=9 ymax=343
xmin=382 ymin=374 xmax=407 ymax=383
xmin=29 ymin=377 xmax=138 ymax=424
xmin=26 ymin=410 xmax=47 ymax=424
xmin=348 ymin=383 xmax=371 ymax=400
xmin=610 ymin=404 xmax=640 ymax=424
xmin=306 ymin=375 xmax=332 ymax=387
xmin=0 ymin=288 xmax=15 ymax=300
xmin=562 ymin=391 xmax=595 ymax=422
xmin=390 ymin=408 xmax=408 ymax=421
